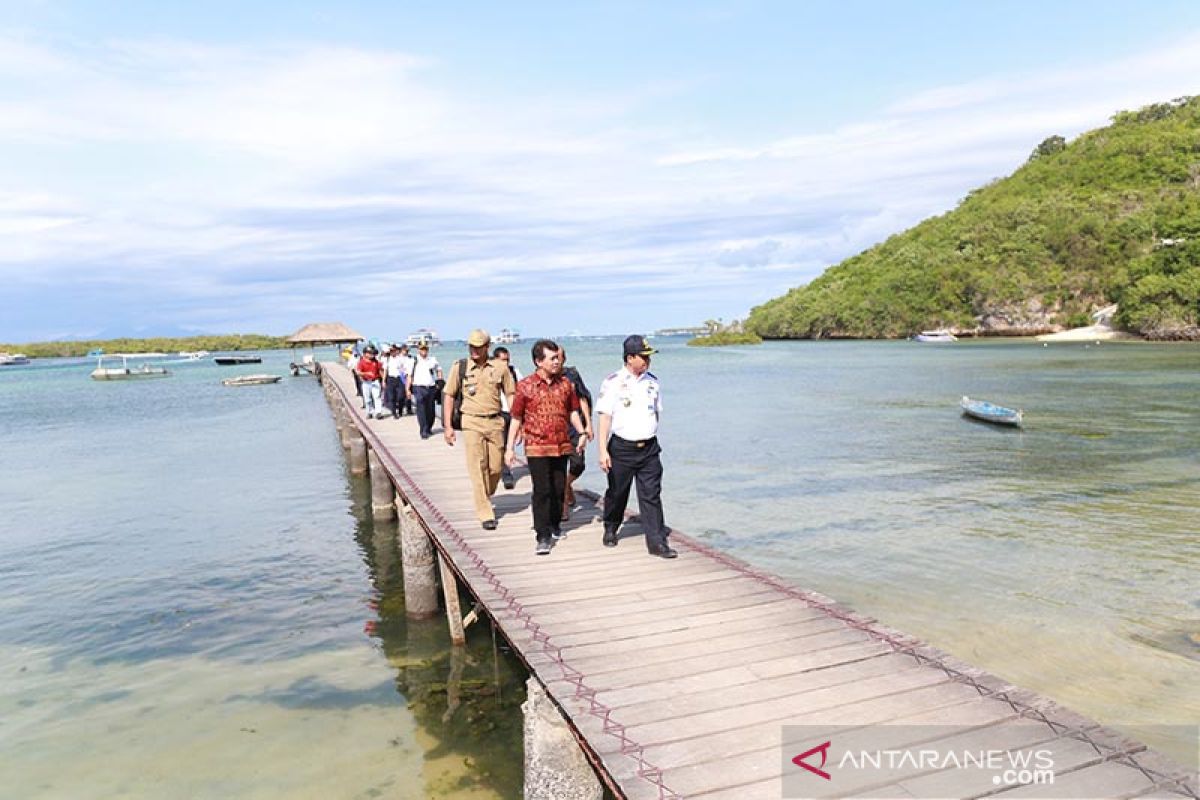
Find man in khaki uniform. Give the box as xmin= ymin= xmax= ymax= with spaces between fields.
xmin=443 ymin=329 xmax=516 ymax=530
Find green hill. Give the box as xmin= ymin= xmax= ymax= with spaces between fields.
xmin=747 ymin=96 xmax=1200 ymax=340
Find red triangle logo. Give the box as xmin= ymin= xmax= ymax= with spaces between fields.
xmin=792 ymin=741 xmax=832 ymax=780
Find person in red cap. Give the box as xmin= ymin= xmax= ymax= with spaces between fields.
xmin=595 ymin=335 xmax=675 ymax=558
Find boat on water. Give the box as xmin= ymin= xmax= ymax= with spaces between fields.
xmin=86 ymin=348 xmax=104 ymax=358
xmin=961 ymin=396 xmax=1023 ymax=427
xmin=913 ymin=330 xmax=958 ymax=343
xmin=494 ymin=328 xmax=521 ymax=344
xmin=177 ymin=350 xmax=209 ymax=360
xmin=0 ymin=352 xmax=31 ymax=366
xmin=405 ymin=329 xmax=440 ymax=348
xmin=90 ymin=355 xmax=171 ymax=380
xmin=222 ymin=374 xmax=281 ymax=386
xmin=214 ymin=355 xmax=262 ymax=365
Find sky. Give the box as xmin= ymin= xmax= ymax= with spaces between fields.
xmin=3 ymin=1 xmax=1200 ymax=342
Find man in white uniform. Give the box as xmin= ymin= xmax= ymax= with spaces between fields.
xmin=596 ymin=335 xmax=675 ymax=558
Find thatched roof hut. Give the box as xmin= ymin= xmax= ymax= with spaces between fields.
xmin=286 ymin=322 xmax=363 ymax=345
xmin=285 ymin=322 xmax=362 ymax=376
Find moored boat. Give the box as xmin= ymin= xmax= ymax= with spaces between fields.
xmin=404 ymin=329 xmax=440 ymax=348
xmin=913 ymin=330 xmax=958 ymax=342
xmin=214 ymin=355 xmax=262 ymax=365
xmin=0 ymin=352 xmax=31 ymax=366
xmin=961 ymin=396 xmax=1022 ymax=427
xmin=222 ymin=374 xmax=282 ymax=386
xmin=90 ymin=355 xmax=171 ymax=380
xmin=494 ymin=328 xmax=521 ymax=344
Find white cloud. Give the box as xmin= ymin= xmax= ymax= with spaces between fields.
xmin=2 ymin=28 xmax=1200 ymax=339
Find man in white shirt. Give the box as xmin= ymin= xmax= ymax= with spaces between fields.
xmin=408 ymin=343 xmax=442 ymax=439
xmin=596 ymin=335 xmax=675 ymax=558
xmin=382 ymin=345 xmax=407 ymax=419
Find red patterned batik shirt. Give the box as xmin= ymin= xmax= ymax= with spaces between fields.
xmin=510 ymin=373 xmax=581 ymax=457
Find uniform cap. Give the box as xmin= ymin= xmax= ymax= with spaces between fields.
xmin=467 ymin=329 xmax=491 ymax=347
xmin=623 ymin=334 xmax=657 ymax=357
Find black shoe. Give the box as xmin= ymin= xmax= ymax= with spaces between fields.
xmin=481 ymin=519 xmax=497 ymax=531
xmin=602 ymin=527 xmax=618 ymax=547
xmin=535 ymin=539 xmax=552 ymax=556
xmin=502 ymin=477 xmax=515 ymax=490
xmin=648 ymin=545 xmax=678 ymax=559
xmin=552 ymin=525 xmax=565 ymax=541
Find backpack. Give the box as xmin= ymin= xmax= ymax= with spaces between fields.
xmin=450 ymin=358 xmax=467 ymax=431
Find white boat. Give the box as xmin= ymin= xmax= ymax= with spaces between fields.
xmin=0 ymin=352 xmax=31 ymax=366
xmin=961 ymin=396 xmax=1023 ymax=427
xmin=90 ymin=355 xmax=171 ymax=380
xmin=177 ymin=350 xmax=209 ymax=360
xmin=912 ymin=330 xmax=958 ymax=343
xmin=405 ymin=329 xmax=441 ymax=347
xmin=222 ymin=374 xmax=281 ymax=386
xmin=494 ymin=328 xmax=521 ymax=344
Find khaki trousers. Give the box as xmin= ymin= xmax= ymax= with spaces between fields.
xmin=463 ymin=419 xmax=505 ymax=522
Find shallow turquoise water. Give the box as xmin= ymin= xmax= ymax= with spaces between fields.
xmin=1 ymin=339 xmax=1197 ymax=795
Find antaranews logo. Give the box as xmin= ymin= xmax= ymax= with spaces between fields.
xmin=791 ymin=741 xmax=832 ymax=781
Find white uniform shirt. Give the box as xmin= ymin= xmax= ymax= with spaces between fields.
xmin=596 ymin=366 xmax=661 ymax=441
xmin=499 ymin=365 xmax=523 ymax=412
xmin=401 ymin=355 xmax=416 ymax=378
xmin=410 ymin=354 xmax=440 ymax=387
xmin=383 ymin=354 xmax=406 ymax=378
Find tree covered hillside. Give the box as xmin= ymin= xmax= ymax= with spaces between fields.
xmin=747 ymin=96 xmax=1200 ymax=340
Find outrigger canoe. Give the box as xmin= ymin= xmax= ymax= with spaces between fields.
xmin=961 ymin=396 xmax=1023 ymax=427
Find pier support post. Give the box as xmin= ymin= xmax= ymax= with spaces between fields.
xmin=438 ymin=553 xmax=466 ymax=646
xmin=336 ymin=405 xmax=353 ymax=449
xmin=347 ymin=432 xmax=368 ymax=474
xmin=397 ymin=497 xmax=439 ymax=619
xmin=368 ymin=452 xmax=395 ymax=520
xmin=523 ymin=678 xmax=602 ymax=800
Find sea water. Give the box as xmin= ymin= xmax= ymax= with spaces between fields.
xmin=1 ymin=339 xmax=1197 ymax=798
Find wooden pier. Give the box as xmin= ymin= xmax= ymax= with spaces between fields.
xmin=319 ymin=363 xmax=1196 ymax=800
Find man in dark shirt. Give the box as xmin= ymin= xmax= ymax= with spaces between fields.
xmin=560 ymin=348 xmax=594 ymax=521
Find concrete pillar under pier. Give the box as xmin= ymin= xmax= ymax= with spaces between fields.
xmin=523 ymin=677 xmax=603 ymax=800
xmin=397 ymin=496 xmax=439 ymax=619
xmin=348 ymin=432 xmax=368 ymax=474
xmin=368 ymin=451 xmax=395 ymax=520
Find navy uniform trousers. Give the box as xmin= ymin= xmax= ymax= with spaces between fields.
xmin=602 ymin=436 xmax=667 ymax=549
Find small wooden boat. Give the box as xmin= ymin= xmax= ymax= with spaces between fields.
xmin=222 ymin=374 xmax=281 ymax=386
xmin=961 ymin=396 xmax=1023 ymax=427
xmin=913 ymin=330 xmax=958 ymax=342
xmin=214 ymin=355 xmax=262 ymax=365
xmin=91 ymin=355 xmax=170 ymax=380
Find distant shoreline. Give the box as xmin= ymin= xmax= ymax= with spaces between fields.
xmin=0 ymin=334 xmax=287 ymax=359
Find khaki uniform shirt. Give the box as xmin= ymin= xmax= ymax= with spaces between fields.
xmin=445 ymin=358 xmax=515 ymax=432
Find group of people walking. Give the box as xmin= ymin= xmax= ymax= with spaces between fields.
xmin=350 ymin=331 xmax=674 ymax=559
xmin=345 ymin=341 xmax=445 ymax=438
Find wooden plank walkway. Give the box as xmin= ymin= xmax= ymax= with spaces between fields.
xmin=321 ymin=364 xmax=1196 ymax=800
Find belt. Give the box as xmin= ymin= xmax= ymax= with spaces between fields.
xmin=464 ymin=412 xmax=501 ymax=419
xmin=614 ymin=435 xmax=656 ymax=448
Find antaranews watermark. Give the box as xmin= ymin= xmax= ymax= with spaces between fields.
xmin=781 ymin=724 xmax=1198 ymax=799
